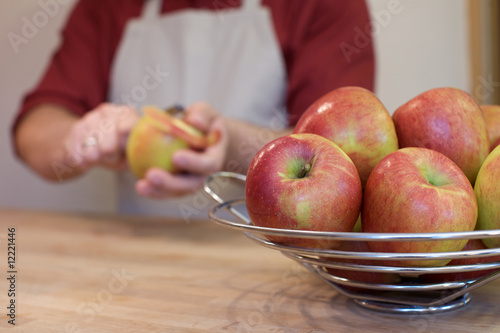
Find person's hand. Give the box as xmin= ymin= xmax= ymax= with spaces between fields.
xmin=135 ymin=102 xmax=228 ymax=199
xmin=63 ymin=103 xmax=139 ymax=173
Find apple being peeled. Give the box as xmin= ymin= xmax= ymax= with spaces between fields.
xmin=393 ymin=87 xmax=489 ymax=184
xmin=245 ymin=133 xmax=362 ymax=249
xmin=126 ymin=105 xmax=219 ymax=178
xmin=474 ymin=145 xmax=500 ymax=248
xmin=481 ymin=104 xmax=500 ymax=151
xmin=362 ymin=147 xmax=478 ymax=267
xmin=294 ymin=86 xmax=398 ymax=188
xmin=420 ymin=239 xmax=500 ymax=283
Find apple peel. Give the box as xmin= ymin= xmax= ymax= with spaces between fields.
xmin=142 ymin=105 xmax=220 ymax=150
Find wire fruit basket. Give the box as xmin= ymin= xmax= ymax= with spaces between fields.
xmin=204 ymin=172 xmax=500 ymax=314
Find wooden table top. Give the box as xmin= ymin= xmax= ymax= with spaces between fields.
xmin=1 ymin=208 xmax=500 ymax=332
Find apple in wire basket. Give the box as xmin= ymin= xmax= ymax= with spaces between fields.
xmin=293 ymin=86 xmax=398 ymax=188
xmin=245 ymin=133 xmax=362 ymax=249
xmin=474 ymin=144 xmax=500 ymax=248
xmin=361 ymin=147 xmax=478 ymax=267
xmin=392 ymin=87 xmax=489 ymax=185
xmin=480 ymin=104 xmax=500 ymax=151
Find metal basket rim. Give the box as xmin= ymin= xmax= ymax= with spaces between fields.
xmin=241 ymin=226 xmax=500 ymax=262
xmin=208 ymin=197 xmax=500 ymax=242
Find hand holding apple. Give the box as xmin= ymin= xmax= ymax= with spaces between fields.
xmin=58 ymin=103 xmax=140 ymax=175
xmin=393 ymin=87 xmax=489 ymax=184
xmin=126 ymin=105 xmax=219 ymax=178
xmin=362 ymin=147 xmax=478 ymax=267
xmin=245 ymin=133 xmax=363 ymax=249
xmin=294 ymin=86 xmax=398 ymax=188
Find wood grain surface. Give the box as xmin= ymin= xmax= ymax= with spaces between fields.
xmin=0 ymin=208 xmax=500 ymax=333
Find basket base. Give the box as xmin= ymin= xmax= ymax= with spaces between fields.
xmin=353 ymin=292 xmax=471 ymax=314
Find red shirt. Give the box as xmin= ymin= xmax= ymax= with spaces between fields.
xmin=13 ymin=0 xmax=374 ymax=132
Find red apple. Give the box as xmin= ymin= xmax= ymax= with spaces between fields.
xmin=126 ymin=105 xmax=219 ymax=178
xmin=245 ymin=133 xmax=362 ymax=249
xmin=492 ymin=137 xmax=500 ymax=151
xmin=420 ymin=239 xmax=500 ymax=283
xmin=474 ymin=145 xmax=500 ymax=248
xmin=294 ymin=86 xmax=398 ymax=188
xmin=362 ymin=147 xmax=478 ymax=267
xmin=393 ymin=87 xmax=489 ymax=184
xmin=480 ymin=104 xmax=500 ymax=151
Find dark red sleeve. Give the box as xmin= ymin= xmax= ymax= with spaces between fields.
xmin=269 ymin=0 xmax=375 ymax=126
xmin=11 ymin=0 xmax=141 ymax=134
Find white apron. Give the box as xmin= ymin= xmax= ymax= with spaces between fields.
xmin=108 ymin=0 xmax=288 ymax=220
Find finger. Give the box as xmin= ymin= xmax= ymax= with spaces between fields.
xmin=64 ymin=119 xmax=99 ymax=170
xmin=79 ymin=113 xmax=106 ymax=166
xmin=183 ymin=102 xmax=218 ymax=132
xmin=97 ymin=113 xmax=125 ymax=166
xmin=136 ymin=168 xmax=205 ymax=199
xmin=136 ymin=175 xmax=204 ymax=199
xmin=62 ymin=104 xmax=134 ymax=171
xmin=173 ymin=147 xmax=223 ymax=176
xmin=97 ymin=104 xmax=139 ymax=148
xmin=112 ymin=105 xmax=140 ymax=149
xmin=174 ymin=115 xmax=227 ymax=175
xmin=98 ymin=133 xmax=123 ymax=166
xmin=86 ymin=104 xmax=138 ymax=167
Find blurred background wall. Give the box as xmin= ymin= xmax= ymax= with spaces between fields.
xmin=0 ymin=0 xmax=494 ymax=214
xmin=0 ymin=0 xmax=117 ymax=213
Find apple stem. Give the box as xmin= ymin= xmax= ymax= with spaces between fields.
xmin=299 ymin=163 xmax=311 ymax=178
